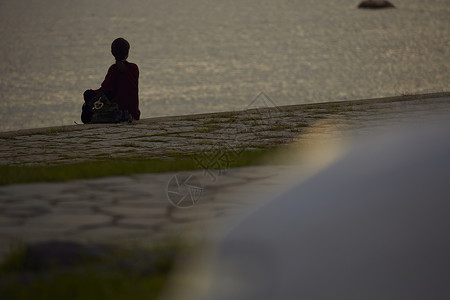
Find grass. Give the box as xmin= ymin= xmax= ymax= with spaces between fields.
xmin=0 ymin=136 xmax=16 ymax=141
xmin=5 ymin=92 xmax=446 ymax=185
xmin=0 ymin=157 xmax=196 ymax=185
xmin=0 ymin=271 xmax=167 ymax=300
xmin=0 ymin=241 xmax=184 ymax=300
xmin=0 ymin=147 xmax=283 ymax=186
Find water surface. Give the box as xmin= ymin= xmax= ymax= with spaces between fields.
xmin=0 ymin=0 xmax=448 ymax=131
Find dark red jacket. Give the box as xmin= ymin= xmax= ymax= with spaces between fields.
xmin=96 ymin=61 xmax=140 ymax=120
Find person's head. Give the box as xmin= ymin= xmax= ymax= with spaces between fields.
xmin=111 ymin=38 xmax=130 ymax=61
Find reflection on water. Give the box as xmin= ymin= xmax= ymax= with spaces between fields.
xmin=0 ymin=0 xmax=449 ymax=131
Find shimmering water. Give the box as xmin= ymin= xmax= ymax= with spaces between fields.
xmin=0 ymin=0 xmax=448 ymax=132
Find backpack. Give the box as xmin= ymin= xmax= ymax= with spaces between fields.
xmin=81 ymin=92 xmax=132 ymax=124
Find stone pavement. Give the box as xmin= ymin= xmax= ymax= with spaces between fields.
xmin=1 ymin=92 xmax=450 ymax=166
xmin=1 ymin=93 xmax=450 ymax=258
xmin=0 ymin=165 xmax=311 ymax=258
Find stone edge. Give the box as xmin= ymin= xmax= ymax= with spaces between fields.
xmin=1 ymin=91 xmax=449 ymax=138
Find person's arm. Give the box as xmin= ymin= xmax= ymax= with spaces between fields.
xmin=94 ymin=65 xmax=116 ymax=99
xmin=132 ymin=64 xmax=140 ymax=120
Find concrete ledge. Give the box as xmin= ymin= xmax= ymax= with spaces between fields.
xmin=1 ymin=92 xmax=450 ymax=167
xmin=1 ymin=92 xmax=449 ymax=138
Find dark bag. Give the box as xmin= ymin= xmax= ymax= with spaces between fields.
xmin=81 ymin=92 xmax=132 ymax=124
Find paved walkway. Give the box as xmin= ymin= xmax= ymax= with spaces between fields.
xmin=1 ymin=93 xmax=450 ymax=258
xmin=1 ymin=93 xmax=449 ymax=166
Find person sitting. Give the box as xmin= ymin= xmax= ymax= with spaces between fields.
xmin=82 ymin=37 xmax=140 ymax=123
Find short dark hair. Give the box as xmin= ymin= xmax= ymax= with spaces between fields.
xmin=111 ymin=38 xmax=130 ymax=61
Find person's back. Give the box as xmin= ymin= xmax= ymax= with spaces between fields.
xmin=100 ymin=58 xmax=140 ymax=120
xmin=82 ymin=37 xmax=140 ymax=123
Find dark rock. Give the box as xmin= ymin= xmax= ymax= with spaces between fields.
xmin=23 ymin=240 xmax=110 ymax=270
xmin=358 ymin=0 xmax=395 ymax=9
xmin=2 ymin=240 xmax=181 ymax=279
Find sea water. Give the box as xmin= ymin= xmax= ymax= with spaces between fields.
xmin=0 ymin=0 xmax=448 ymax=132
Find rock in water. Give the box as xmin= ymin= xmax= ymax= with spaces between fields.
xmin=358 ymin=0 xmax=395 ymax=9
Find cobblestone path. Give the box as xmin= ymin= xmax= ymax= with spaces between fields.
xmin=1 ymin=93 xmax=449 ymax=258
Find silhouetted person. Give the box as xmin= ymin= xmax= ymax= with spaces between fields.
xmin=82 ymin=38 xmax=140 ymax=123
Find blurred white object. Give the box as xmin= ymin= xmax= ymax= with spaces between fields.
xmin=200 ymin=118 xmax=450 ymax=300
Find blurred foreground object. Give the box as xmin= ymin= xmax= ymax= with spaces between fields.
xmin=197 ymin=118 xmax=450 ymax=300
